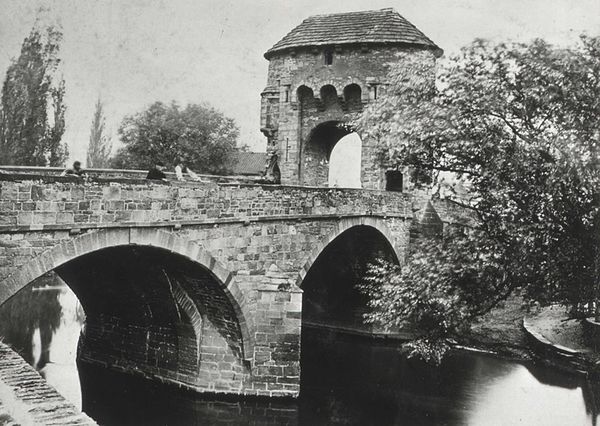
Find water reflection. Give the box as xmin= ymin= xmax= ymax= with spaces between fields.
xmin=77 ymin=327 xmax=600 ymax=425
xmin=0 ymin=273 xmax=84 ymax=408
xmin=1 ymin=281 xmax=600 ymax=425
xmin=466 ymin=361 xmax=588 ymax=425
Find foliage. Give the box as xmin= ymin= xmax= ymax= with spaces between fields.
xmin=111 ymin=101 xmax=239 ymax=174
xmin=358 ymin=36 xmax=600 ymax=358
xmin=86 ymin=98 xmax=112 ymax=168
xmin=361 ymin=233 xmax=505 ymax=361
xmin=0 ymin=25 xmax=68 ymax=166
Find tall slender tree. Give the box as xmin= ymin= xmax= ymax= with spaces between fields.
xmin=86 ymin=98 xmax=112 ymax=168
xmin=0 ymin=24 xmax=68 ymax=166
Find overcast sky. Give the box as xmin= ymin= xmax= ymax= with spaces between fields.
xmin=0 ymin=0 xmax=599 ymax=162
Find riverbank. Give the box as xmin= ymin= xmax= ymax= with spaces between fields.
xmin=455 ymin=294 xmax=533 ymax=361
xmin=458 ymin=296 xmax=600 ymax=378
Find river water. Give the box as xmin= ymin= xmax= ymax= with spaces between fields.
xmin=1 ymin=276 xmax=599 ymax=425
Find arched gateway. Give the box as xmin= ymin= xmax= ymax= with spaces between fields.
xmin=260 ymin=8 xmax=442 ymax=189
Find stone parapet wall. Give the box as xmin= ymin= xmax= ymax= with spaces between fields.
xmin=0 ymin=178 xmax=417 ymax=232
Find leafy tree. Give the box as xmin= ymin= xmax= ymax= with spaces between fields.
xmin=86 ymin=98 xmax=112 ymax=168
xmin=358 ymin=36 xmax=600 ymax=360
xmin=0 ymin=25 xmax=68 ymax=166
xmin=111 ymin=101 xmax=239 ymax=174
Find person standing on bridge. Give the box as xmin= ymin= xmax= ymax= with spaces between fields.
xmin=146 ymin=161 xmax=168 ymax=181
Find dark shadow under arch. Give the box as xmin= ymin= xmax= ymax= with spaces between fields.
xmin=297 ymin=85 xmax=315 ymax=108
xmin=56 ymin=245 xmax=247 ymax=367
xmin=300 ymin=224 xmax=399 ymax=329
xmin=306 ymin=120 xmax=354 ymax=161
xmin=320 ymin=84 xmax=339 ymax=109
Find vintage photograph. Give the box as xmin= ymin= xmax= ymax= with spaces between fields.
xmin=0 ymin=1 xmax=599 ymax=425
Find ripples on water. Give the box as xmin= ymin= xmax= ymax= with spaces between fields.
xmin=0 ymin=275 xmax=599 ymax=425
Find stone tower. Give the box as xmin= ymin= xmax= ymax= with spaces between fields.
xmin=260 ymin=8 xmax=442 ymax=189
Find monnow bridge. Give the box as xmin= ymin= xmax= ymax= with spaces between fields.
xmin=0 ymin=168 xmax=471 ymax=398
xmin=0 ymin=9 xmax=464 ymax=400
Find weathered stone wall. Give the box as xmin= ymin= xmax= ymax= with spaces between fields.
xmin=0 ymin=342 xmax=96 ymax=425
xmin=0 ymin=176 xmax=474 ymax=398
xmin=261 ymin=46 xmax=437 ymax=188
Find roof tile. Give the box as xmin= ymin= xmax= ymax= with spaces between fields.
xmin=265 ymin=8 xmax=441 ymax=58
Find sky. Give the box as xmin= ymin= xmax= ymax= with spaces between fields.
xmin=0 ymin=0 xmax=599 ymax=162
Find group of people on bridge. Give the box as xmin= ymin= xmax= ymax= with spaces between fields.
xmin=60 ymin=160 xmax=206 ymax=183
xmin=59 ymin=154 xmax=281 ymax=184
xmin=145 ymin=160 xmax=203 ymax=182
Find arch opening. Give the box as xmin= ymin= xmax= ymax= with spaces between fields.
xmin=299 ymin=223 xmax=399 ymax=398
xmin=0 ymin=241 xmax=251 ymax=413
xmin=302 ymin=120 xmax=361 ymax=187
xmin=328 ymin=132 xmax=362 ymax=188
xmin=0 ymin=273 xmax=84 ymax=407
xmin=300 ymin=225 xmax=398 ymax=330
xmin=343 ymin=84 xmax=362 ymax=111
xmin=319 ymin=85 xmax=339 ymax=110
xmin=297 ymin=85 xmax=315 ymax=108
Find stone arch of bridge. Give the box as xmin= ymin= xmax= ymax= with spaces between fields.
xmin=0 ymin=228 xmax=254 ymax=361
xmin=297 ymin=216 xmax=399 ymax=287
xmin=297 ymin=216 xmax=400 ymax=333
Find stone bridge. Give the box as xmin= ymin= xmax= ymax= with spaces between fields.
xmin=0 ymin=168 xmax=472 ymax=398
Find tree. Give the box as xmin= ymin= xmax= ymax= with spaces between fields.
xmin=0 ymin=25 xmax=68 ymax=166
xmin=358 ymin=36 xmax=600 ymax=360
xmin=111 ymin=101 xmax=239 ymax=174
xmin=86 ymin=98 xmax=112 ymax=168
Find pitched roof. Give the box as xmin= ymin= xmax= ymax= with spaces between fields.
xmin=227 ymin=151 xmax=267 ymax=176
xmin=265 ymin=8 xmax=441 ymax=59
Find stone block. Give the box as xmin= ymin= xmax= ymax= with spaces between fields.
xmin=56 ymin=212 xmax=74 ymax=224
xmin=17 ymin=212 xmax=33 ymax=225
xmin=102 ymin=185 xmax=121 ymax=201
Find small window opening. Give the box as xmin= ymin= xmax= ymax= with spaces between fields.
xmin=284 ymin=89 xmax=289 ymax=102
xmin=385 ymin=170 xmax=403 ymax=192
xmin=324 ymin=49 xmax=334 ymax=65
xmin=373 ymin=85 xmax=378 ymax=100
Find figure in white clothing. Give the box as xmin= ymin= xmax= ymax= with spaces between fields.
xmin=175 ymin=160 xmax=202 ymax=181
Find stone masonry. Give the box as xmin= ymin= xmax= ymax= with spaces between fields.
xmin=0 ymin=8 xmax=465 ymax=407
xmin=0 ymin=172 xmax=473 ymax=398
xmin=0 ymin=342 xmax=96 ymax=425
xmin=261 ymin=9 xmax=442 ymax=189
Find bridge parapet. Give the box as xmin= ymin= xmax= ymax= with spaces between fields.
xmin=0 ymin=169 xmax=474 ymax=233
